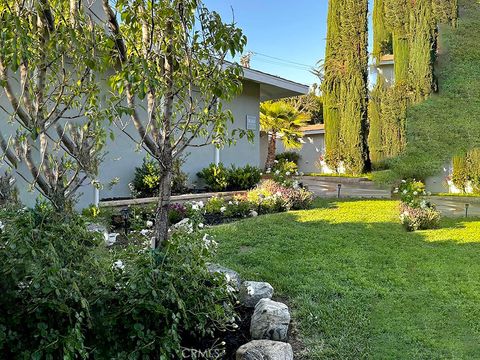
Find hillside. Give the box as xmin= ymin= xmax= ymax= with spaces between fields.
xmin=387 ymin=0 xmax=480 ymax=180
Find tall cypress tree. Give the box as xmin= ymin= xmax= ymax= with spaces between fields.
xmin=384 ymin=0 xmax=410 ymax=84
xmin=409 ymin=0 xmax=435 ymax=103
xmin=322 ymin=0 xmax=343 ymax=171
xmin=373 ymin=0 xmax=392 ymax=61
xmin=323 ymin=0 xmax=369 ymax=174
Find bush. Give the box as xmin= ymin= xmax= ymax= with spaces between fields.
xmin=275 ymin=152 xmax=301 ymax=165
xmin=0 ymin=205 xmax=235 ymax=358
xmin=132 ymin=157 xmax=188 ymax=198
xmin=228 ymin=165 xmax=261 ymax=191
xmin=197 ymin=163 xmax=229 ymax=192
xmin=197 ymin=163 xmax=261 ymax=192
xmin=395 ymin=179 xmax=440 ymax=231
xmin=270 ymin=160 xmax=298 ymax=186
xmin=400 ymin=203 xmax=441 ymax=231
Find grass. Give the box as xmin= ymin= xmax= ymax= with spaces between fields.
xmin=211 ymin=199 xmax=480 ymax=359
xmin=388 ymin=0 xmax=480 ymax=180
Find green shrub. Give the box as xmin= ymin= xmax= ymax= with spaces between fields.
xmin=275 ymin=152 xmax=301 ymax=165
xmin=132 ymin=157 xmax=188 ymax=198
xmin=0 ymin=205 xmax=235 ymax=358
xmin=197 ymin=163 xmax=229 ymax=192
xmin=198 ymin=163 xmax=261 ymax=192
xmin=228 ymin=165 xmax=261 ymax=191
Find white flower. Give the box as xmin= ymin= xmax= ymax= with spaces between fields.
xmin=202 ymin=234 xmax=218 ymax=249
xmin=393 ymin=188 xmax=399 ymax=194
xmin=413 ymin=191 xmax=418 ymax=196
xmin=249 ymin=210 xmax=258 ymax=217
xmin=266 ymin=168 xmax=271 ymax=174
xmin=285 ymin=171 xmax=291 ymax=176
xmin=198 ymin=223 xmax=204 ymax=229
xmin=220 ymin=206 xmax=226 ymax=213
xmin=401 ymin=179 xmax=407 ymax=183
xmin=140 ymin=229 xmax=150 ymax=236
xmin=228 ymin=201 xmax=233 ymax=205
xmin=402 ymin=190 xmax=408 ymax=194
xmin=146 ymin=220 xmax=153 ymax=228
xmin=113 ymin=260 xmax=125 ymax=270
xmin=274 ymin=160 xmax=279 ymax=164
xmin=275 ymin=170 xmax=280 ymax=175
xmin=17 ymin=281 xmax=30 ymax=290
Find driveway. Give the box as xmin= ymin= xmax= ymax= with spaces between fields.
xmin=299 ymin=176 xmax=391 ymax=199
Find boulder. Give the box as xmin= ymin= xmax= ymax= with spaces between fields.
xmin=207 ymin=263 xmax=241 ymax=291
xmin=239 ymin=281 xmax=274 ymax=308
xmin=236 ymin=340 xmax=293 ymax=360
xmin=250 ymin=299 xmax=290 ymax=342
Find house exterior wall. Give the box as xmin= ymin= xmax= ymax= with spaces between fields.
xmin=260 ymin=132 xmax=330 ymax=174
xmin=0 ymin=79 xmax=262 ymax=208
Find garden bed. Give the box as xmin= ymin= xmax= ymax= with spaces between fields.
xmin=99 ymin=190 xmax=247 ymax=209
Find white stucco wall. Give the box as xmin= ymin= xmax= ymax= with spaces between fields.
xmin=260 ymin=132 xmax=331 ymax=174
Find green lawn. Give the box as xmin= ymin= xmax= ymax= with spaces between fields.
xmin=211 ymin=199 xmax=480 ymax=359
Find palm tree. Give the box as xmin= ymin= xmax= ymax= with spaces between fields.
xmin=260 ymin=100 xmax=309 ymax=170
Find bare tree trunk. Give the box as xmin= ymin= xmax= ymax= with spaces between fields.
xmin=153 ymin=153 xmax=172 ymax=248
xmin=265 ymin=133 xmax=277 ymax=170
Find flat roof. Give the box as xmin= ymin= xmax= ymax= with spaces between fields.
xmin=300 ymin=123 xmax=325 ymax=135
xmin=241 ymin=66 xmax=309 ymax=102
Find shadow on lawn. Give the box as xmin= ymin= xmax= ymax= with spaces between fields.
xmin=214 ymin=199 xmax=480 ymax=359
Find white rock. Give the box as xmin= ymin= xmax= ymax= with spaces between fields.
xmin=236 ymin=340 xmax=293 ymax=360
xmin=171 ymin=218 xmax=193 ymax=233
xmin=250 ymin=299 xmax=290 ymax=342
xmin=207 ymin=263 xmax=241 ymax=291
xmin=87 ymin=223 xmax=109 ymax=244
xmin=239 ymin=281 xmax=274 ymax=308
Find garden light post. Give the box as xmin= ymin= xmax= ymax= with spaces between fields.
xmin=337 ymin=184 xmax=342 ymax=198
xmin=120 ymin=208 xmax=130 ymax=235
xmin=465 ymin=203 xmax=470 ymax=218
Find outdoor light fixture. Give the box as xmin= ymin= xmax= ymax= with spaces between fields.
xmin=465 ymin=203 xmax=470 ymax=218
xmin=337 ymin=184 xmax=342 ymax=198
xmin=120 ymin=207 xmax=130 ymax=234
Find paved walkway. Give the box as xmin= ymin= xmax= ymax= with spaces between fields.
xmin=300 ymin=177 xmax=480 ymax=218
xmin=299 ymin=176 xmax=391 ymax=199
xmin=429 ymin=196 xmax=480 ymax=218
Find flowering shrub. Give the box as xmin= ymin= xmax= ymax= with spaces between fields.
xmin=0 ymin=204 xmax=235 ymax=358
xmin=400 ymin=203 xmax=441 ymax=231
xmin=395 ymin=179 xmax=431 ymax=207
xmin=254 ymin=180 xmax=314 ymax=211
xmin=395 ymin=179 xmax=441 ymax=231
xmin=267 ymin=159 xmax=298 ymax=186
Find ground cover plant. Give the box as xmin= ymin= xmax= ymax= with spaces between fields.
xmin=211 ymin=199 xmax=480 ymax=359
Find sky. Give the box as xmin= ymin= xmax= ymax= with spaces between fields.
xmin=204 ymin=0 xmax=374 ymax=87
